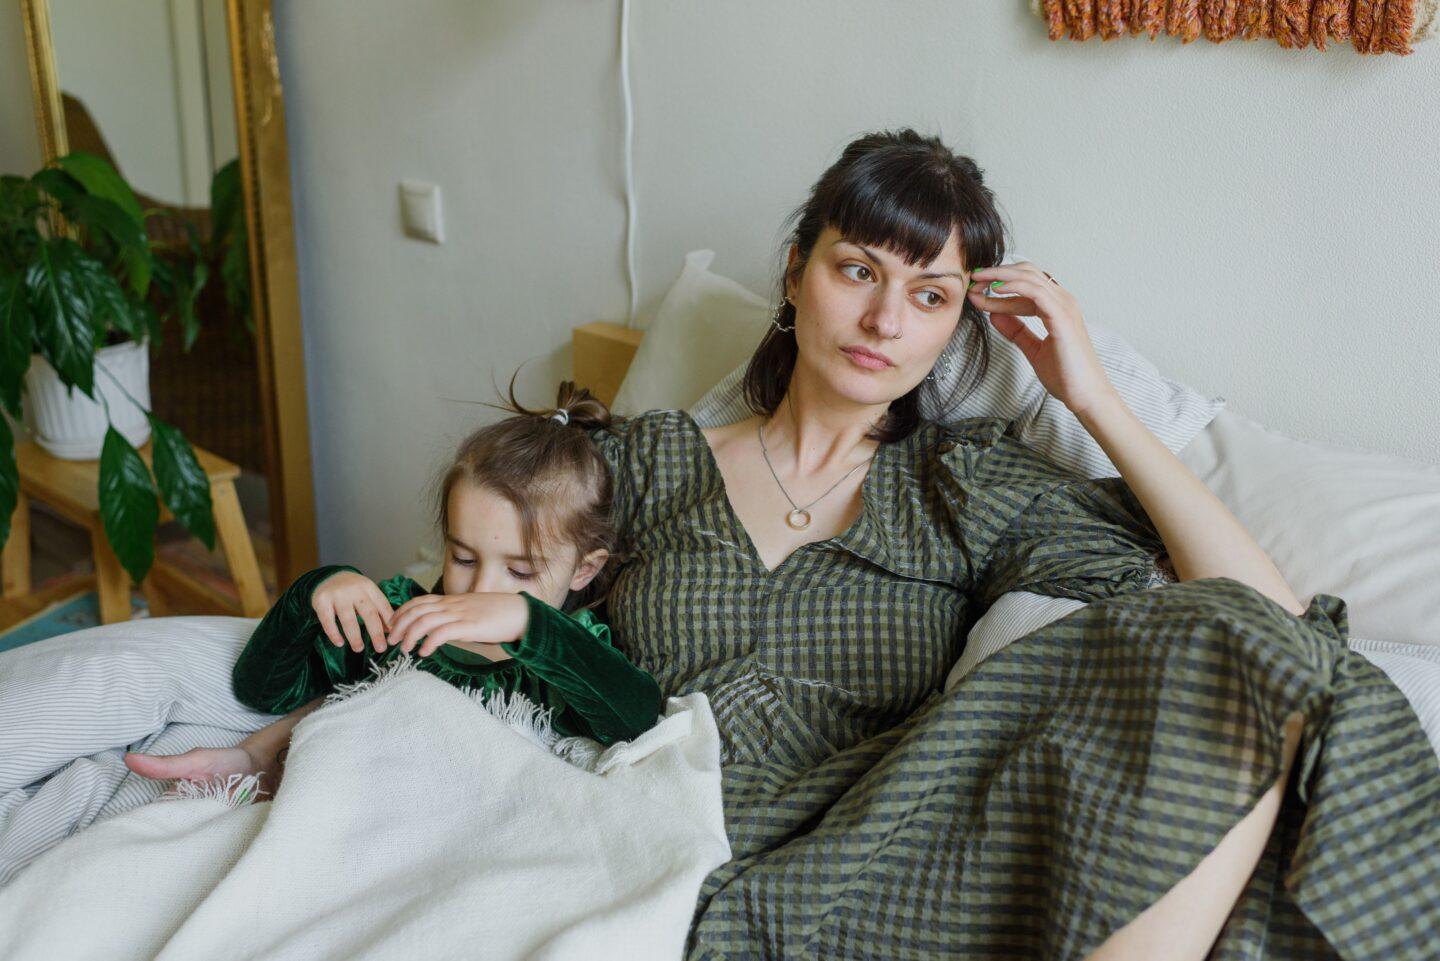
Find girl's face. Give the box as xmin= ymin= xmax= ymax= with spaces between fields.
xmin=786 ymin=225 xmax=972 ymax=408
xmin=441 ymin=481 xmax=606 ymax=609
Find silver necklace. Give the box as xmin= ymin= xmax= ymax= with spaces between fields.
xmin=756 ymin=419 xmax=875 ymax=531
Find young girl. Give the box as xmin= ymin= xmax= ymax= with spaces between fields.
xmin=125 ymin=383 xmax=661 ymax=792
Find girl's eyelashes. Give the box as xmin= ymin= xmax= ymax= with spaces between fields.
xmin=839 ymin=263 xmax=948 ymax=309
xmin=450 ymin=555 xmax=535 ymax=581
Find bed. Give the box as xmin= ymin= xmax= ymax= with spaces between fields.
xmin=1 ymin=248 xmax=1437 ymax=958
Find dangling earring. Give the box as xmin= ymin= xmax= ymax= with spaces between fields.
xmin=925 ymin=345 xmax=956 ymax=384
xmin=771 ymin=297 xmax=795 ymax=334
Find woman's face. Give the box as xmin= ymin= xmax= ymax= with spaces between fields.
xmin=786 ymin=225 xmax=971 ymax=408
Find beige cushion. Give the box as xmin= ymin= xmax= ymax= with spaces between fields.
xmin=610 ymin=250 xmax=769 ymax=416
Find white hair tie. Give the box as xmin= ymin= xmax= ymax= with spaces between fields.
xmin=550 ymin=409 xmax=570 ymax=426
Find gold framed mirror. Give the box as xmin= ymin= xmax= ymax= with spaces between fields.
xmin=18 ymin=0 xmax=316 ymax=603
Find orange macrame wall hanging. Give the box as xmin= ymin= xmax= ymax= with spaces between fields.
xmin=1033 ymin=0 xmax=1438 ymax=54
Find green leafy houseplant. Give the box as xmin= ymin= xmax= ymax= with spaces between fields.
xmin=0 ymin=151 xmax=220 ymax=584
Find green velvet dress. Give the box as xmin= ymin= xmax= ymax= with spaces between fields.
xmin=231 ymin=566 xmax=663 ymax=745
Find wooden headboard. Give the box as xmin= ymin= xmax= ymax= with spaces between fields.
xmin=573 ymin=321 xmax=645 ymax=406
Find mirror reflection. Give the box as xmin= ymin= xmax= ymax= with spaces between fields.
xmin=29 ymin=0 xmax=275 ymax=619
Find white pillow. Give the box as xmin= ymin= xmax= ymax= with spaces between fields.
xmin=1178 ymin=409 xmax=1440 ymax=648
xmin=687 ymin=251 xmax=1224 ymax=478
xmin=0 ymin=616 xmax=271 ymax=793
xmin=610 ymin=250 xmax=770 ymax=416
xmin=945 ymin=591 xmax=1086 ymax=691
xmin=0 ymin=616 xmax=272 ymax=882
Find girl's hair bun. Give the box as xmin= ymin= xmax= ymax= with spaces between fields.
xmin=497 ymin=378 xmax=613 ymax=432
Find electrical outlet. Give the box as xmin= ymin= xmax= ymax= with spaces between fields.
xmin=399 ymin=180 xmax=444 ymax=243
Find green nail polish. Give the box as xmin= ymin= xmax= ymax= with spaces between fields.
xmin=990 ymin=280 xmax=1004 ymax=291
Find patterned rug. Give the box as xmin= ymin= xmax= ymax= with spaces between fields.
xmin=0 ymin=591 xmax=148 ymax=655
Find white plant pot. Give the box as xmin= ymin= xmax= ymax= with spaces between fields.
xmin=25 ymin=339 xmax=152 ymax=460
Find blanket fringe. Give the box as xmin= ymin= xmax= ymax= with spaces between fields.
xmin=323 ymin=654 xmax=420 ymax=706
xmin=552 ymin=736 xmax=604 ymax=773
xmin=464 ymin=686 xmax=557 ymax=750
xmin=161 ymin=772 xmax=266 ymax=808
xmin=324 ymin=654 xmax=607 ymax=771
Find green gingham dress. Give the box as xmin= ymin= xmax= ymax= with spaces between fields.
xmin=591 ymin=410 xmax=1440 ymax=960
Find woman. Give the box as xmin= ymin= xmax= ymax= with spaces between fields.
xmin=135 ymin=129 xmax=1438 ymax=960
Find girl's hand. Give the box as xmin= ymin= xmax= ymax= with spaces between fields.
xmin=967 ymin=262 xmax=1117 ymax=415
xmin=386 ymin=593 xmax=530 ymax=658
xmin=312 ymin=571 xmax=394 ymax=653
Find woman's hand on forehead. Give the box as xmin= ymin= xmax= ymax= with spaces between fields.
xmin=966 ymin=260 xmax=1113 ymax=416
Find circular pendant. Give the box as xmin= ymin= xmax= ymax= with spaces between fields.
xmin=786 ymin=508 xmax=812 ymax=531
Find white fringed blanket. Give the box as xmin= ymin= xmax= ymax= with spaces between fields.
xmin=0 ymin=660 xmax=730 ymax=961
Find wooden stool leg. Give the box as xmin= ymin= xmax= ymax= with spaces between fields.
xmin=140 ymin=579 xmax=168 ymax=618
xmin=90 ymin=523 xmax=133 ymax=624
xmin=3 ymin=491 xmax=31 ymax=598
xmin=212 ymin=480 xmax=269 ymax=617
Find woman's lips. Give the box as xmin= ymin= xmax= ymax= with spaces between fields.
xmin=841 ymin=347 xmax=893 ymax=371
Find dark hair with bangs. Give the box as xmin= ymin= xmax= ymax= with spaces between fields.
xmin=742 ymin=128 xmax=1007 ymax=442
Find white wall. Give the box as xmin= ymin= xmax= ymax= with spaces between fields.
xmin=47 ymin=0 xmax=193 ymax=204
xmin=274 ymin=0 xmax=627 ymax=574
xmin=6 ymin=2 xmax=1437 ymax=577
xmin=200 ymin=0 xmax=236 ymax=168
xmin=0 ymin=4 xmax=42 ymax=175
xmin=274 ymin=0 xmax=1440 ymax=575
xmin=0 ymin=1 xmax=234 ymax=197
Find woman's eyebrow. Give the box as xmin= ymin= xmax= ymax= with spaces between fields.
xmin=852 ymin=244 xmax=966 ymax=281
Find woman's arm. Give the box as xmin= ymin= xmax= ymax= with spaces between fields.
xmin=966 ymin=264 xmax=1304 ymax=617
xmin=1071 ymin=391 xmax=1303 ymax=615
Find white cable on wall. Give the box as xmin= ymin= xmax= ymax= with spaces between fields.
xmin=619 ymin=0 xmax=638 ymax=327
